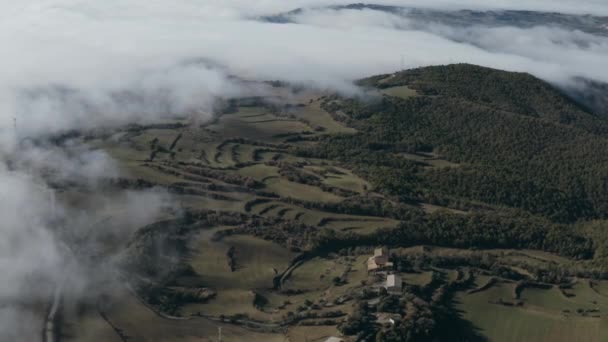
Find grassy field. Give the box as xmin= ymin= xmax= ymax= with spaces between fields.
xmin=180 ymin=230 xmax=295 ymax=319
xmin=182 ymin=246 xmax=369 ymax=322
xmin=401 ymin=271 xmax=435 ymax=287
xmin=275 ymin=255 xmax=368 ymax=313
xmin=237 ymin=164 xmax=279 ymax=180
xmin=387 ymin=245 xmax=608 ymax=342
xmin=188 ymin=233 xmax=295 ymax=290
xmin=291 ymin=100 xmax=356 ymax=135
xmin=380 ymin=85 xmax=418 ymax=99
xmin=104 ymin=283 xmax=285 ymax=342
xmin=263 ymin=177 xmax=343 ymax=203
xmin=207 ymin=107 xmax=312 ymax=142
xmin=287 ymin=325 xmax=342 ymax=342
xmin=314 ymin=165 xmax=370 ymax=194
xmin=284 ymin=257 xmax=350 ymax=292
xmin=62 ymin=303 xmax=124 ymax=342
xmin=455 ymin=276 xmax=608 ymax=342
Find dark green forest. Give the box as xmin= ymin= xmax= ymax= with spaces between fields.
xmin=325 ymin=64 xmax=608 ymax=222
xmin=292 ymin=64 xmax=608 ymax=260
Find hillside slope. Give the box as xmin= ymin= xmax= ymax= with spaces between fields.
xmin=319 ymin=64 xmax=608 ymax=223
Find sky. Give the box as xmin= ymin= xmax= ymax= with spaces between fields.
xmin=0 ymin=0 xmax=607 ymax=338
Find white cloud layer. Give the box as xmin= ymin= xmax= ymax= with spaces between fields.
xmin=0 ymin=0 xmax=607 ymax=135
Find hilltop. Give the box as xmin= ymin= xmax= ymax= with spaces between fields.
xmin=260 ymin=4 xmax=608 ymax=36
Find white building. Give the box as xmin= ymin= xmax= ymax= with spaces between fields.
xmin=385 ymin=274 xmax=402 ymax=294
xmin=375 ymin=312 xmax=402 ymax=325
xmin=324 ymin=337 xmax=345 ymax=342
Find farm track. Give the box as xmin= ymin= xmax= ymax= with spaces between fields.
xmin=43 ymin=282 xmax=62 ymax=342
xmin=97 ymin=299 xmax=129 ymax=342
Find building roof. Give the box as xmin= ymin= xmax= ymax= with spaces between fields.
xmin=367 ymin=256 xmax=380 ymax=271
xmin=367 ymin=256 xmax=393 ymax=271
xmin=375 ymin=312 xmax=402 ymax=325
xmin=387 ymin=274 xmax=402 ymax=288
xmin=325 ymin=337 xmax=345 ymax=342
xmin=374 ymin=247 xmax=388 ymax=257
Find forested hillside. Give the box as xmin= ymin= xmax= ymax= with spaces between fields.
xmin=315 ymin=64 xmax=608 ymax=223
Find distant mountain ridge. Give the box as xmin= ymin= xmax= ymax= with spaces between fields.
xmin=259 ymin=3 xmax=608 ymax=36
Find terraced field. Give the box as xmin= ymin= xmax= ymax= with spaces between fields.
xmin=63 ymin=85 xmax=403 ymax=340
xmin=65 ymin=79 xmax=608 ymax=342
xmin=90 ymin=87 xmax=402 ymax=240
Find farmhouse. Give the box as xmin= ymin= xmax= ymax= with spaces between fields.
xmin=375 ymin=312 xmax=402 ymax=326
xmin=385 ymin=274 xmax=402 ymax=294
xmin=324 ymin=337 xmax=345 ymax=342
xmin=367 ymin=247 xmax=393 ymax=272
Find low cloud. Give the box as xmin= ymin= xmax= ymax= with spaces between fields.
xmin=0 ymin=168 xmax=63 ymax=338
xmin=0 ymin=2 xmax=606 ymax=136
xmin=0 ymin=140 xmax=174 ymax=337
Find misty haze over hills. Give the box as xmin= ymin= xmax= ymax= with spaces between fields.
xmin=262 ymin=4 xmax=608 ymax=36
xmin=1 ymin=1 xmax=608 ymax=341
xmin=1 ymin=0 xmax=608 ymax=136
xmin=259 ymin=3 xmax=608 ymax=116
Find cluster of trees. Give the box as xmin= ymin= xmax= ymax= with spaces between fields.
xmin=340 ymin=268 xmax=479 ymax=341
xmin=360 ymin=63 xmax=608 ymax=134
xmin=313 ymin=209 xmax=593 ymax=260
xmin=144 ymin=285 xmax=216 ymax=315
xmin=383 ymin=211 xmax=593 ymax=259
xmin=293 ymin=133 xmax=421 ymax=200
xmin=226 ymin=246 xmax=237 ymax=272
xmin=338 ymin=301 xmax=378 ymax=341
xmin=281 ymin=195 xmax=422 ymax=221
xmin=377 ymin=295 xmax=440 ymax=342
xmin=395 ymin=252 xmax=582 ymax=285
xmin=338 ymin=239 xmax=608 ymax=340
xmin=220 ymin=216 xmax=321 ymax=251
